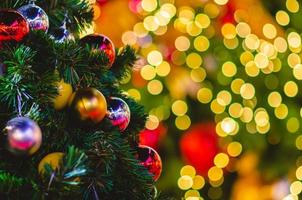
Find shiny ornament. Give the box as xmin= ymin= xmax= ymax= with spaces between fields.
xmin=50 ymin=14 xmax=72 ymax=43
xmin=107 ymin=97 xmax=130 ymax=131
xmin=80 ymin=34 xmax=115 ymax=66
xmin=5 ymin=117 xmax=42 ymax=155
xmin=38 ymin=152 xmax=64 ymax=174
xmin=137 ymin=145 xmax=162 ymax=181
xmin=180 ymin=123 xmax=219 ymax=176
xmin=50 ymin=26 xmax=71 ymax=43
xmin=18 ymin=2 xmax=49 ymax=32
xmin=69 ymin=88 xmax=107 ymax=124
xmin=53 ymin=80 xmax=73 ymax=110
xmin=0 ymin=9 xmax=30 ymax=42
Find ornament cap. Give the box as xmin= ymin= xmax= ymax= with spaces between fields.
xmin=28 ymin=0 xmax=36 ymax=4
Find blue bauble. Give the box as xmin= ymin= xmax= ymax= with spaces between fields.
xmin=107 ymin=97 xmax=131 ymax=131
xmin=5 ymin=117 xmax=42 ymax=156
xmin=50 ymin=26 xmax=72 ymax=43
xmin=18 ymin=2 xmax=49 ymax=32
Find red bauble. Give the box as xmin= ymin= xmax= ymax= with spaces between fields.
xmin=80 ymin=34 xmax=116 ymax=67
xmin=0 ymin=10 xmax=30 ymax=42
xmin=137 ymin=145 xmax=162 ymax=181
xmin=180 ymin=123 xmax=219 ymax=176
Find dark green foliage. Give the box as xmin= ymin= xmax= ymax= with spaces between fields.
xmin=0 ymin=0 xmax=160 ymax=199
xmin=111 ymin=45 xmax=138 ymax=80
xmin=83 ymin=130 xmax=154 ymax=200
xmin=0 ymin=171 xmax=39 ymax=199
xmin=39 ymin=146 xmax=89 ymax=199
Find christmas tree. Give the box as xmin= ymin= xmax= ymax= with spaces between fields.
xmin=0 ymin=0 xmax=164 ymax=199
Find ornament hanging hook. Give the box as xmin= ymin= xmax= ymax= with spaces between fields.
xmin=28 ymin=0 xmax=36 ymax=5
xmin=47 ymin=172 xmax=56 ymax=191
xmin=61 ymin=11 xmax=71 ymax=28
xmin=17 ymin=92 xmax=22 ymax=117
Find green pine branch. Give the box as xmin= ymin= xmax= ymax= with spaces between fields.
xmin=111 ymin=45 xmax=138 ymax=80
xmin=0 ymin=171 xmax=39 ymax=199
xmin=0 ymin=1 xmax=157 ymax=199
xmin=40 ymin=146 xmax=89 ymax=198
xmin=83 ymin=130 xmax=154 ymax=200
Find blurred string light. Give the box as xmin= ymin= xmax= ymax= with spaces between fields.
xmin=119 ymin=2 xmax=178 ymax=121
xmin=178 ymin=165 xmax=206 ymax=199
xmin=121 ymin=0 xmax=221 ymax=135
xmin=112 ymin=0 xmax=302 ymax=198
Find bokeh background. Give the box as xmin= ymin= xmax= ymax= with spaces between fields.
xmin=89 ymin=0 xmax=302 ymax=199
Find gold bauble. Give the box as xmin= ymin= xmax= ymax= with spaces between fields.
xmin=53 ymin=80 xmax=73 ymax=110
xmin=69 ymin=88 xmax=107 ymax=124
xmin=38 ymin=152 xmax=64 ymax=174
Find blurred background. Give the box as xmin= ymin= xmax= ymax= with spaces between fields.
xmin=88 ymin=0 xmax=302 ymax=199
